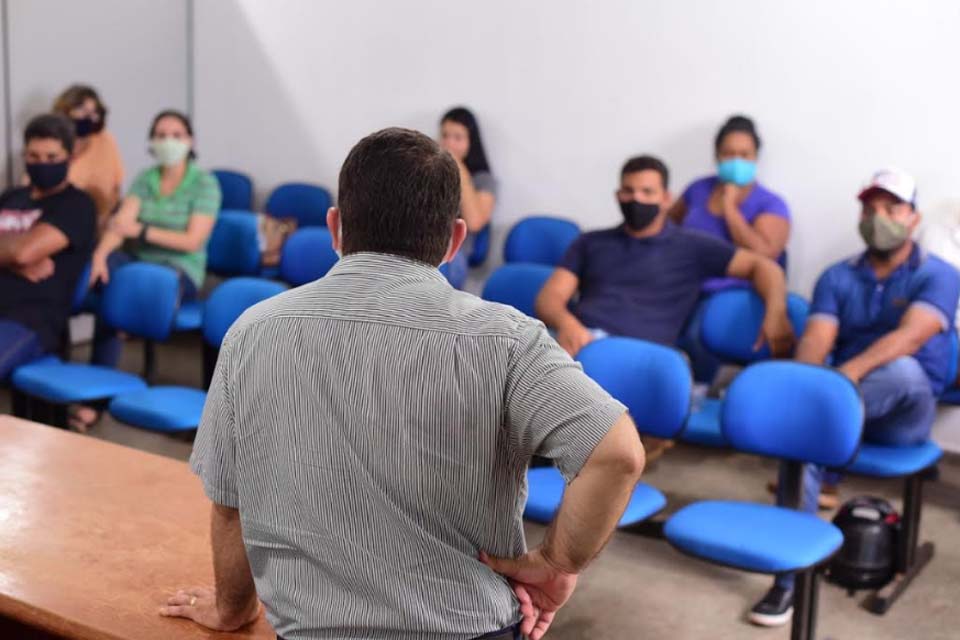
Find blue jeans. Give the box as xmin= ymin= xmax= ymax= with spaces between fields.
xmin=90 ymin=251 xmax=198 ymax=367
xmin=774 ymin=356 xmax=937 ymax=590
xmin=678 ymin=296 xmax=722 ymax=384
xmin=0 ymin=319 xmax=45 ymax=381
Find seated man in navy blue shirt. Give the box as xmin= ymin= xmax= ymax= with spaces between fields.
xmin=750 ymin=168 xmax=960 ymax=628
xmin=536 ymin=155 xmax=793 ymax=358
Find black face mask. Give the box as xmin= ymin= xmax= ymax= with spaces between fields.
xmin=26 ymin=161 xmax=69 ymax=191
xmin=619 ymin=200 xmax=660 ymax=231
xmin=72 ymin=117 xmax=100 ymax=138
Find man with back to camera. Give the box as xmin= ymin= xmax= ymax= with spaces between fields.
xmin=535 ymin=155 xmax=795 ymax=359
xmin=0 ymin=113 xmax=96 ymax=380
xmin=748 ymin=168 xmax=960 ymax=627
xmin=161 ymin=128 xmax=647 ymax=639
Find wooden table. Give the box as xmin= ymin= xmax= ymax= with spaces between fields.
xmin=0 ymin=416 xmax=274 ymax=639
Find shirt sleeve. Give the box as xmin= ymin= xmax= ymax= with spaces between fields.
xmin=191 ymin=170 xmax=222 ymax=218
xmin=190 ymin=334 xmax=239 ymax=507
xmin=690 ymin=231 xmax=736 ymax=278
xmin=809 ymin=268 xmax=841 ymax=324
xmin=127 ymin=169 xmax=151 ymax=200
xmin=471 ymin=171 xmax=498 ymax=197
xmin=504 ymin=318 xmax=627 ymax=481
xmin=758 ymin=190 xmax=791 ymax=220
xmin=910 ymin=261 xmax=960 ymax=332
xmin=558 ymin=235 xmax=586 ymax=278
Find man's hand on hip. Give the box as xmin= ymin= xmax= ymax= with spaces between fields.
xmin=480 ymin=549 xmax=578 ymax=640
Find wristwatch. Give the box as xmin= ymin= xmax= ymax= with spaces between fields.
xmin=138 ymin=224 xmax=150 ymax=245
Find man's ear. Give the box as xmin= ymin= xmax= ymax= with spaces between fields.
xmin=326 ymin=207 xmax=341 ymax=252
xmin=910 ymin=208 xmax=923 ymax=233
xmin=442 ymin=219 xmax=468 ymax=264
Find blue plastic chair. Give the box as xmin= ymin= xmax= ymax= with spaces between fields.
xmin=212 ymin=169 xmax=254 ymax=211
xmin=207 ymin=210 xmax=262 ymax=277
xmin=279 ymin=227 xmax=339 ymax=286
xmin=665 ymin=361 xmax=863 ymax=640
xmin=480 ymin=263 xmax=554 ymax=318
xmin=12 ymin=262 xmax=181 ymax=427
xmin=524 ymin=337 xmax=691 ymax=528
xmin=108 ymin=278 xmax=288 ymax=432
xmin=503 ymin=216 xmax=580 ymax=266
xmin=681 ymin=289 xmax=810 ymax=448
xmin=468 ymin=223 xmax=492 ymax=267
xmin=265 ymin=182 xmax=332 ymax=228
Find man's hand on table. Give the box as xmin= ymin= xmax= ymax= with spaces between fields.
xmin=160 ymin=586 xmax=261 ymax=631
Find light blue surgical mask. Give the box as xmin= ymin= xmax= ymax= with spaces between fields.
xmin=717 ymin=158 xmax=757 ymax=186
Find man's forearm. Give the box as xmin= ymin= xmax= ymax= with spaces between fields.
xmin=841 ymin=328 xmax=923 ymax=381
xmin=541 ymin=418 xmax=644 ymax=573
xmin=537 ymin=298 xmax=580 ymax=331
xmin=210 ymin=505 xmax=259 ymax=623
xmin=795 ymin=337 xmax=831 ymax=365
xmin=0 ymin=233 xmax=24 ymax=266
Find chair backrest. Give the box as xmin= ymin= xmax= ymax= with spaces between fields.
xmin=202 ymin=277 xmax=288 ymax=347
xmin=100 ymin=262 xmax=179 ymax=341
xmin=576 ymin=337 xmax=692 ymax=439
xmin=722 ymin=361 xmax=863 ymax=466
xmin=279 ymin=227 xmax=339 ymax=286
xmin=503 ymin=216 xmax=580 ymax=266
xmin=207 ymin=210 xmax=262 ymax=276
xmin=481 ymin=263 xmax=554 ymax=317
xmin=265 ymin=182 xmax=332 ymax=228
xmin=700 ymin=288 xmax=810 ymax=363
xmin=212 ymin=169 xmax=254 ymax=211
xmin=468 ymin=223 xmax=492 ymax=267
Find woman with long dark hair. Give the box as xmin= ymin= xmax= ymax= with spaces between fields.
xmin=439 ymin=107 xmax=497 ymax=287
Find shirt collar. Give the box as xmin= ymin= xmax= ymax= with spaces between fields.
xmin=851 ymin=242 xmax=925 ymax=280
xmin=146 ymin=161 xmax=199 ymax=196
xmin=326 ymin=252 xmax=449 ymax=285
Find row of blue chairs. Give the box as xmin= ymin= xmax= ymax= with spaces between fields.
xmin=213 ymin=171 xmax=332 ymax=228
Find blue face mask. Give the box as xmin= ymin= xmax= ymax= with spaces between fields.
xmin=717 ymin=158 xmax=757 ymax=186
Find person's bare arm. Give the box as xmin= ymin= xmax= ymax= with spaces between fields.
xmin=726 ymin=249 xmax=794 ymax=356
xmin=89 ymin=195 xmax=140 ymax=284
xmin=720 ymin=185 xmax=790 ymax=259
xmin=160 ymin=503 xmax=260 ymax=630
xmin=481 ymin=413 xmax=644 ymax=639
xmin=457 ymin=167 xmax=495 ymax=233
xmin=794 ymin=318 xmax=838 ymax=365
xmin=138 ymin=214 xmax=216 ymax=253
xmin=535 ymin=268 xmax=594 ymax=356
xmin=0 ymin=222 xmax=68 ymax=268
xmin=838 ymin=307 xmax=944 ymax=383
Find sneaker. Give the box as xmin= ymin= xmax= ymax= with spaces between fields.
xmin=748 ymin=585 xmax=794 ymax=627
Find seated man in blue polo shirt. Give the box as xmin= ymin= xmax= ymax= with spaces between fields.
xmin=536 ymin=155 xmax=794 ymax=358
xmin=750 ymin=168 xmax=960 ymax=628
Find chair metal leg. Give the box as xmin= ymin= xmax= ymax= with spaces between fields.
xmin=864 ymin=471 xmax=935 ymax=614
xmin=143 ymin=340 xmax=157 ymax=385
xmin=202 ymin=343 xmax=219 ymax=391
xmin=791 ymin=569 xmax=820 ymax=640
xmin=782 ymin=460 xmax=804 ymax=510
xmin=12 ymin=389 xmax=28 ymax=418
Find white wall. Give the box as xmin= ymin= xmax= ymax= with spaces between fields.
xmin=6 ymin=0 xmax=188 ymax=188
xmin=194 ymin=0 xmax=960 ymax=296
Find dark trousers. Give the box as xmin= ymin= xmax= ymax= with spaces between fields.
xmin=0 ymin=319 xmax=44 ymax=381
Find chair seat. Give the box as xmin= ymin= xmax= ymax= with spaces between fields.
xmin=664 ymin=500 xmax=843 ymax=574
xmin=681 ymin=398 xmax=727 ymax=447
xmin=525 ymin=467 xmax=666 ymax=527
xmin=844 ymin=441 xmax=942 ymax=478
xmin=940 ymin=387 xmax=960 ymax=406
xmin=12 ymin=362 xmax=146 ymax=403
xmin=109 ymin=386 xmax=207 ymax=432
xmin=174 ymin=301 xmax=204 ymax=331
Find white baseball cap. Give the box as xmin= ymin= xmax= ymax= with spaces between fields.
xmin=858 ymin=168 xmax=917 ymax=207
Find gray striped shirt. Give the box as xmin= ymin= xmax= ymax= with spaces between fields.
xmin=190 ymin=252 xmax=626 ymax=639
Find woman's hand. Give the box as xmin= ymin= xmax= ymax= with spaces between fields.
xmin=108 ymin=217 xmax=143 ymax=239
xmin=89 ymin=253 xmax=110 ymax=285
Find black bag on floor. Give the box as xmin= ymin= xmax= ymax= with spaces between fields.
xmin=827 ymin=496 xmax=900 ymax=591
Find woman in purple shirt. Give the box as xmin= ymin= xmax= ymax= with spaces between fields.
xmin=668 ymin=115 xmax=791 ymax=290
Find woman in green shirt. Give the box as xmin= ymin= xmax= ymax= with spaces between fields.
xmin=88 ymin=109 xmax=221 ymax=370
